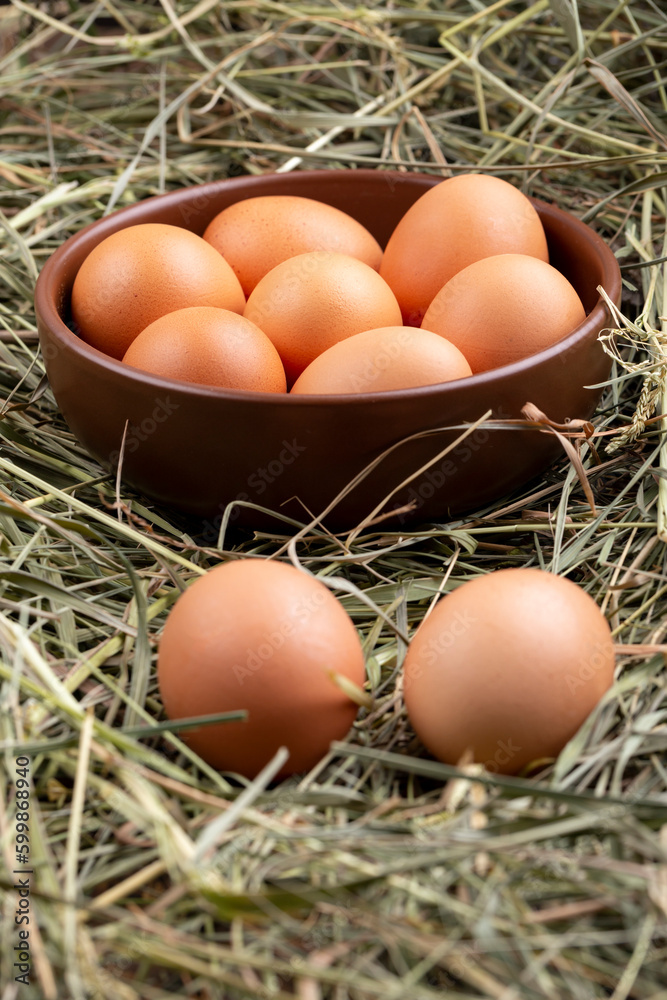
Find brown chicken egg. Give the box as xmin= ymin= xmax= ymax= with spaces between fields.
xmin=244 ymin=251 xmax=402 ymax=384
xmin=291 ymin=326 xmax=472 ymax=394
xmin=403 ymin=568 xmax=615 ymax=775
xmin=122 ymin=307 xmax=286 ymax=392
xmin=71 ymin=223 xmax=246 ymax=359
xmin=380 ymin=174 xmax=549 ymax=325
xmin=203 ymin=195 xmax=383 ymax=296
xmin=157 ymin=559 xmax=366 ymax=779
xmin=422 ymin=254 xmax=586 ymax=373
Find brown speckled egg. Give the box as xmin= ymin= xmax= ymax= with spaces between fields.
xmin=203 ymin=195 xmax=383 ymax=295
xmin=157 ymin=559 xmax=366 ymax=779
xmin=404 ymin=568 xmax=615 ymax=775
xmin=380 ymin=174 xmax=549 ymax=325
xmin=71 ymin=223 xmax=246 ymax=360
xmin=244 ymin=251 xmax=402 ymax=384
xmin=122 ymin=307 xmax=286 ymax=392
xmin=422 ymin=254 xmax=586 ymax=373
xmin=291 ymin=326 xmax=472 ymax=394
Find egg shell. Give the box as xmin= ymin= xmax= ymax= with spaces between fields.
xmin=244 ymin=251 xmax=402 ymax=384
xmin=380 ymin=173 xmax=549 ymax=326
xmin=422 ymin=254 xmax=586 ymax=373
xmin=291 ymin=326 xmax=472 ymax=395
xmin=157 ymin=559 xmax=366 ymax=779
xmin=71 ymin=223 xmax=246 ymax=360
xmin=203 ymin=195 xmax=383 ymax=296
xmin=122 ymin=307 xmax=286 ymax=393
xmin=403 ymin=568 xmax=615 ymax=774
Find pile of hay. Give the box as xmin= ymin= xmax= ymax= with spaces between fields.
xmin=1 ymin=3 xmax=666 ymax=997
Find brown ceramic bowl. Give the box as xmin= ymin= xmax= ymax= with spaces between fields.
xmin=34 ymin=170 xmax=621 ymax=530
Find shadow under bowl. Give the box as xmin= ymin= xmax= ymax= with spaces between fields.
xmin=34 ymin=170 xmax=621 ymax=531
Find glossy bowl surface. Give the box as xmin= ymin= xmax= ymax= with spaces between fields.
xmin=34 ymin=170 xmax=621 ymax=529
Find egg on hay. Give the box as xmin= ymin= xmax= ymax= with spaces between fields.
xmin=403 ymin=568 xmax=616 ymax=775
xmin=157 ymin=559 xmax=367 ymax=779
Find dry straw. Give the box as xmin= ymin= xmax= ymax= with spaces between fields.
xmin=1 ymin=2 xmax=667 ymax=998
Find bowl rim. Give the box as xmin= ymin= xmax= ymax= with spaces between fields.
xmin=34 ymin=169 xmax=621 ymax=407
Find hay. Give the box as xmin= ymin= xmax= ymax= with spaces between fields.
xmin=1 ymin=2 xmax=667 ymax=997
